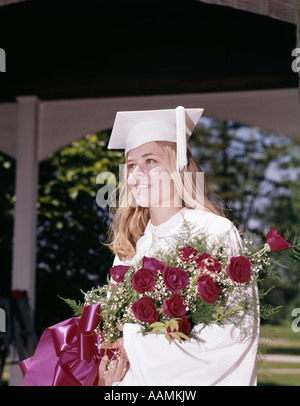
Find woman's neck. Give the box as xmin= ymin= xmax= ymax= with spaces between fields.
xmin=149 ymin=206 xmax=183 ymax=227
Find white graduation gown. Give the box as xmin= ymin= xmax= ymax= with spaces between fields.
xmin=112 ymin=207 xmax=259 ymax=386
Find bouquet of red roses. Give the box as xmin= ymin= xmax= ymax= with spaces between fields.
xmin=83 ymin=228 xmax=294 ymax=345
xmin=22 ymin=227 xmax=296 ymax=386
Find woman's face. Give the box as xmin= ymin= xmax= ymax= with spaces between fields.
xmin=126 ymin=142 xmax=180 ymax=208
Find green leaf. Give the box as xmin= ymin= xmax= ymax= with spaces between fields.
xmin=164 ymin=333 xmax=172 ymax=345
xmin=225 ymin=305 xmax=243 ymax=315
xmin=215 ymin=304 xmax=223 ymax=315
xmin=58 ymin=296 xmax=83 ymax=316
xmin=149 ymin=321 xmax=166 ymax=329
xmin=176 ymin=332 xmax=190 ymax=342
xmin=168 ymin=318 xmax=179 ymax=331
xmin=169 ymin=332 xmax=181 ymax=341
xmin=152 ymin=326 xmax=166 ymax=334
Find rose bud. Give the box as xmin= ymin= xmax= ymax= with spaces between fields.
xmin=225 ymin=256 xmax=251 ymax=283
xmin=131 ymin=268 xmax=156 ymax=293
xmin=266 ymin=228 xmax=291 ymax=252
xmin=110 ymin=265 xmax=130 ymax=283
xmin=197 ymin=274 xmax=220 ymax=304
xmin=163 ymin=266 xmax=188 ymax=293
xmin=142 ymin=256 xmax=165 ymax=274
xmin=195 ymin=252 xmax=221 ymax=273
xmin=166 ymin=316 xmax=190 ymax=341
xmin=131 ymin=296 xmax=159 ymax=324
xmin=179 ymin=244 xmax=198 ymax=262
xmin=162 ymin=294 xmax=187 ymax=318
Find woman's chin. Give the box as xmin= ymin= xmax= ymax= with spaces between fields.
xmin=131 ymin=191 xmax=152 ymax=208
xmin=133 ymin=198 xmax=164 ymax=208
xmin=136 ymin=201 xmax=150 ymax=208
xmin=132 ymin=196 xmax=150 ymax=207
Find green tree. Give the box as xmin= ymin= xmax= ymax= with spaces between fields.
xmin=191 ymin=119 xmax=300 ymax=236
xmin=35 ymin=130 xmax=124 ymax=333
xmin=191 ymin=118 xmax=300 ymax=322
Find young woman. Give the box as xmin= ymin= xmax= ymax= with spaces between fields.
xmin=98 ymin=107 xmax=259 ymax=386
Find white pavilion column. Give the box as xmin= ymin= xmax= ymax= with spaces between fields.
xmin=10 ymin=96 xmax=39 ymax=386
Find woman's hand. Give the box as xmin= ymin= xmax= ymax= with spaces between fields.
xmin=98 ymin=352 xmax=129 ymax=385
xmin=98 ymin=325 xmax=129 ymax=385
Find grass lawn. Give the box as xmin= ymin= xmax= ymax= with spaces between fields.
xmin=258 ymin=372 xmax=300 ymax=386
xmin=258 ymin=323 xmax=300 ymax=386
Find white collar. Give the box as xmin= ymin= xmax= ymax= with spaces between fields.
xmin=144 ymin=207 xmax=188 ymax=238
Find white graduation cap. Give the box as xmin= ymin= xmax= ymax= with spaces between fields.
xmin=107 ymin=106 xmax=204 ymax=171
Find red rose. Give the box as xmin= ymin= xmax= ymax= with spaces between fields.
xmin=195 ymin=252 xmax=221 ymax=273
xmin=131 ymin=296 xmax=159 ymax=324
xmin=131 ymin=268 xmax=156 ymax=293
xmin=166 ymin=316 xmax=190 ymax=341
xmin=162 ymin=294 xmax=187 ymax=318
xmin=197 ymin=274 xmax=220 ymax=304
xmin=110 ymin=265 xmax=130 ymax=283
xmin=266 ymin=228 xmax=291 ymax=252
xmin=163 ymin=266 xmax=188 ymax=293
xmin=142 ymin=256 xmax=165 ymax=274
xmin=179 ymin=244 xmax=198 ymax=262
xmin=225 ymin=256 xmax=251 ymax=283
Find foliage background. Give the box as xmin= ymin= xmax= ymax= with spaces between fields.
xmin=0 ymin=119 xmax=299 ymax=335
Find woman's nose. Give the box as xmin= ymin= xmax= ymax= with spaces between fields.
xmin=132 ymin=165 xmax=144 ymax=177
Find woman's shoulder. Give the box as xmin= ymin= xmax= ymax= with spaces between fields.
xmin=181 ymin=207 xmax=242 ymax=255
xmin=182 ymin=207 xmax=235 ymax=233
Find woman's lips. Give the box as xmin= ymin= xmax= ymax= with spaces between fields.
xmin=134 ymin=184 xmax=151 ymax=190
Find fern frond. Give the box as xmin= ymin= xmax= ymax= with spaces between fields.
xmin=58 ymin=296 xmax=83 ymax=316
xmin=260 ymin=303 xmax=282 ymax=320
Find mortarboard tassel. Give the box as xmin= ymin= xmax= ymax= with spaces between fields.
xmin=176 ymin=106 xmax=188 ymax=172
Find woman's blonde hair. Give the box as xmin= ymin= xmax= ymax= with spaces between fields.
xmin=107 ymin=141 xmax=225 ymax=260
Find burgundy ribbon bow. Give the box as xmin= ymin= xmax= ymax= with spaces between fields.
xmin=20 ymin=304 xmax=116 ymax=386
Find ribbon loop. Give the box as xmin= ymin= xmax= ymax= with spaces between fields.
xmin=19 ymin=304 xmax=106 ymax=386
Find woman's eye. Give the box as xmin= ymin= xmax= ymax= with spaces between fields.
xmin=127 ymin=159 xmax=155 ymax=170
